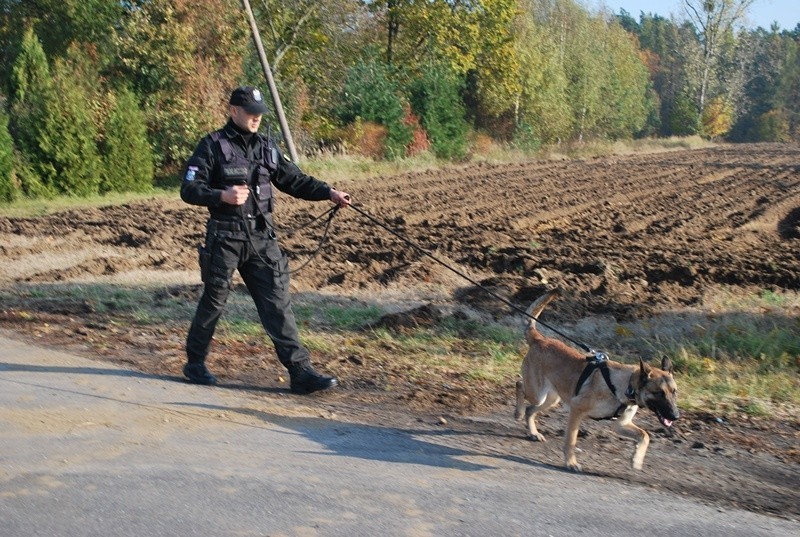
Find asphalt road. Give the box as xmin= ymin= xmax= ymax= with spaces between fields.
xmin=1 ymin=332 xmax=797 ymax=537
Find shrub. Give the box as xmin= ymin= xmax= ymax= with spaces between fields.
xmin=701 ymin=96 xmax=733 ymax=140
xmin=753 ymin=109 xmax=790 ymax=142
xmin=668 ymin=91 xmax=699 ymax=136
xmin=403 ymin=108 xmax=430 ymax=157
xmin=337 ymin=57 xmax=412 ymax=160
xmin=512 ymin=122 xmax=542 ymax=152
xmin=409 ymin=62 xmax=469 ymax=160
xmin=342 ymin=119 xmax=387 ymax=160
xmin=10 ymin=29 xmax=101 ymax=197
xmin=0 ymin=106 xmax=18 ymax=203
xmin=101 ymin=87 xmax=154 ymax=193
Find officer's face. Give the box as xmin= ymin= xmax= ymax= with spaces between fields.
xmin=230 ymin=106 xmax=262 ymax=133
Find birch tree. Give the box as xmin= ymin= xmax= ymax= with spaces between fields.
xmin=682 ymin=0 xmax=755 ymax=110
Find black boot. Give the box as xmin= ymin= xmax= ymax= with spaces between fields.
xmin=183 ymin=363 xmax=218 ymax=385
xmin=289 ymin=363 xmax=338 ymax=395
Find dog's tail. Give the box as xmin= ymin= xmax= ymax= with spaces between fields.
xmin=524 ymin=288 xmax=561 ymax=344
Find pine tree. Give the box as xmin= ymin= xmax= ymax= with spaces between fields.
xmin=101 ymin=87 xmax=154 ymax=193
xmin=410 ymin=62 xmax=469 ymax=160
xmin=10 ymin=29 xmax=101 ymax=196
xmin=0 ymin=106 xmax=18 ymax=203
xmin=41 ymin=56 xmax=102 ymax=196
xmin=9 ymin=28 xmax=55 ymax=197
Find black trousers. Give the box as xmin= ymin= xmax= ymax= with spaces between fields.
xmin=186 ymin=223 xmax=309 ymax=370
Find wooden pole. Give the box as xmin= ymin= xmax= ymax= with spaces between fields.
xmin=240 ymin=0 xmax=299 ymax=162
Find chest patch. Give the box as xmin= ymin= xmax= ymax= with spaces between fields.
xmin=223 ymin=167 xmax=249 ymax=178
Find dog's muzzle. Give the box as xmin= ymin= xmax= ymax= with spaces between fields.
xmin=649 ymin=400 xmax=679 ymax=427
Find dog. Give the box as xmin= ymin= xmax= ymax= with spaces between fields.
xmin=514 ymin=288 xmax=679 ymax=471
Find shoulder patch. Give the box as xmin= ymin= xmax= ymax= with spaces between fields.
xmin=184 ymin=166 xmax=199 ymax=182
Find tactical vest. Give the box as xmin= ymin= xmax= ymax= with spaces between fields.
xmin=210 ymin=130 xmax=278 ymax=215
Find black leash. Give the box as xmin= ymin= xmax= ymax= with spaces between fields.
xmin=348 ymin=203 xmax=595 ymax=353
xmin=280 ymin=205 xmax=340 ymax=274
xmin=239 ymin=201 xmax=340 ymax=276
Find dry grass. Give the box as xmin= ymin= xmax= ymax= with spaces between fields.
xmin=4 ymin=282 xmax=796 ymax=419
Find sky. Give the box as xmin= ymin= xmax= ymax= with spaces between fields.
xmin=593 ymin=0 xmax=800 ymax=31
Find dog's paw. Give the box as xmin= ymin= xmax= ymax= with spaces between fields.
xmin=566 ymin=462 xmax=583 ymax=473
xmin=528 ymin=433 xmax=546 ymax=442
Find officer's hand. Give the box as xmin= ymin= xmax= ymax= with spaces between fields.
xmin=221 ymin=185 xmax=250 ymax=206
xmin=330 ymin=188 xmax=352 ymax=208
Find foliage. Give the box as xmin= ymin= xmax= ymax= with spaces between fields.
xmin=337 ymin=57 xmax=412 ymax=159
xmin=0 ymin=0 xmax=123 ymax=94
xmin=10 ymin=30 xmax=102 ymax=196
xmin=113 ymin=0 xmax=247 ymax=170
xmin=369 ymin=0 xmax=481 ymax=72
xmin=409 ymin=61 xmax=469 ymax=159
xmin=471 ymin=0 xmax=523 ymax=118
xmin=752 ymin=109 xmax=791 ymax=142
xmin=101 ymin=87 xmax=155 ymax=193
xmin=700 ymin=95 xmax=734 ymax=139
xmin=9 ymin=29 xmax=58 ymax=197
xmin=669 ymin=90 xmax=701 ymax=136
xmin=0 ymin=0 xmax=796 ymax=202
xmin=514 ymin=4 xmax=572 ymax=143
xmin=0 ymin=106 xmax=17 ymax=203
xmin=45 ymin=56 xmax=103 ymax=196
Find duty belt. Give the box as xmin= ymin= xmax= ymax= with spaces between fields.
xmin=208 ymin=218 xmax=261 ymax=233
xmin=208 ymin=217 xmax=277 ymax=239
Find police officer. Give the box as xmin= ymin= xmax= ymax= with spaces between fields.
xmin=180 ymin=86 xmax=351 ymax=394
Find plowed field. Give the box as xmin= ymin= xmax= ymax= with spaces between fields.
xmin=1 ymin=143 xmax=798 ymax=519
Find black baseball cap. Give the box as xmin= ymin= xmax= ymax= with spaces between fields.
xmin=229 ymin=86 xmax=269 ymax=115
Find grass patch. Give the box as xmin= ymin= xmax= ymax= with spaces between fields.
xmin=0 ymin=188 xmax=177 ymax=218
xmin=294 ymin=303 xmax=384 ymax=330
xmin=2 ymin=282 xmax=796 ymax=419
xmin=0 ymin=283 xmax=198 ymax=323
xmin=654 ymin=313 xmax=799 ymax=418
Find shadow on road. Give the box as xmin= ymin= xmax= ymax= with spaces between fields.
xmin=0 ymin=361 xmax=181 ymax=382
xmin=172 ymin=402 xmax=551 ymax=473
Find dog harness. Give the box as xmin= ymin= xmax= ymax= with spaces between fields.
xmin=575 ymin=352 xmax=637 ymax=419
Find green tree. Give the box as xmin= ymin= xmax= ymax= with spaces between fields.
xmin=409 ymin=61 xmax=469 ymax=159
xmin=682 ymin=0 xmax=756 ymax=110
xmin=752 ymin=109 xmax=790 ymax=141
xmin=43 ymin=55 xmax=102 ymax=196
xmin=670 ymin=89 xmax=700 ymax=135
xmin=337 ymin=56 xmax=411 ymax=159
xmin=9 ymin=28 xmax=57 ymax=197
xmin=514 ymin=3 xmax=571 ymax=143
xmin=633 ymin=13 xmax=690 ymax=136
xmin=113 ymin=0 xmax=248 ymax=170
xmin=246 ymin=0 xmax=372 ymax=148
xmin=0 ymin=0 xmax=123 ymax=94
xmin=101 ymin=87 xmax=154 ymax=193
xmin=11 ymin=29 xmax=101 ymax=197
xmin=0 ymin=105 xmax=18 ymax=203
xmin=556 ymin=1 xmax=650 ymax=140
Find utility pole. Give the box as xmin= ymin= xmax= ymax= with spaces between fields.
xmin=240 ymin=0 xmax=299 ymax=162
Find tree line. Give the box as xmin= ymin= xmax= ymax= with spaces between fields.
xmin=0 ymin=0 xmax=797 ymax=202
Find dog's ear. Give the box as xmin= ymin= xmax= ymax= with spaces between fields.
xmin=661 ymin=356 xmax=674 ymax=375
xmin=639 ymin=358 xmax=652 ymax=382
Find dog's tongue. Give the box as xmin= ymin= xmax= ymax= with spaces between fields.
xmin=661 ymin=418 xmax=673 ymax=427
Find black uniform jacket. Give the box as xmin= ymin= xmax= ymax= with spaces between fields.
xmin=180 ymin=120 xmax=332 ymax=220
